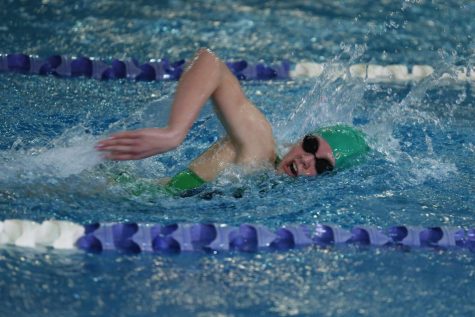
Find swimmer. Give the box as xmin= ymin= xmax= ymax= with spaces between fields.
xmin=96 ymin=48 xmax=369 ymax=193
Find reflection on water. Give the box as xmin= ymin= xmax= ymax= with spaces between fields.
xmin=1 ymin=245 xmax=475 ymax=317
xmin=1 ymin=0 xmax=474 ymax=316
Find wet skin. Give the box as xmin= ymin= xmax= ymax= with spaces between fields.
xmin=276 ymin=136 xmax=335 ymax=177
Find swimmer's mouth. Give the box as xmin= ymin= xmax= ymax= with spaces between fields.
xmin=289 ymin=161 xmax=298 ymax=176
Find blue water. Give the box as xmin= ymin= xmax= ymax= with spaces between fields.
xmin=1 ymin=0 xmax=475 ymax=316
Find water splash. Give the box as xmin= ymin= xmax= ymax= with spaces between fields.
xmin=276 ymin=45 xmax=367 ymax=145
xmin=365 ymin=64 xmax=465 ymax=185
xmin=106 ymin=95 xmax=173 ymax=133
xmin=6 ymin=95 xmax=179 ymax=182
xmin=1 ymin=126 xmax=103 ymax=181
xmin=274 ymin=42 xmax=466 ymax=186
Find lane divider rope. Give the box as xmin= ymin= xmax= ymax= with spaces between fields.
xmin=1 ymin=53 xmax=474 ymax=83
xmin=1 ymin=219 xmax=474 ymax=254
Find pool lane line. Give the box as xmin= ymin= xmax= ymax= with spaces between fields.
xmin=1 ymin=53 xmax=474 ymax=83
xmin=1 ymin=219 xmax=473 ymax=254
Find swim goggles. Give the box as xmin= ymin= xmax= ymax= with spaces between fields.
xmin=302 ymin=135 xmax=334 ymax=174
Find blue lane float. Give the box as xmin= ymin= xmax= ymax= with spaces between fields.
xmin=0 ymin=220 xmax=474 ymax=254
xmin=0 ymin=53 xmax=290 ymax=81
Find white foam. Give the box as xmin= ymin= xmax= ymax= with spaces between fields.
xmin=30 ymin=139 xmax=103 ymax=178
xmin=2 ymin=132 xmax=103 ymax=180
xmin=408 ymin=157 xmax=458 ymax=185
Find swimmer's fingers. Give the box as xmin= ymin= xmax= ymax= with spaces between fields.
xmin=96 ymin=137 xmax=146 ymax=160
xmin=96 ymin=128 xmax=181 ymax=160
xmin=99 ymin=142 xmax=150 ymax=160
xmin=96 ymin=138 xmax=138 ymax=150
xmin=103 ymin=148 xmax=158 ymax=160
xmin=103 ymin=152 xmax=140 ymax=161
xmin=102 ymin=146 xmax=136 ymax=155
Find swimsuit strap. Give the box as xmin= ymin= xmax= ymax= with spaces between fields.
xmin=165 ymin=168 xmax=206 ymax=194
xmin=274 ymin=154 xmax=282 ymax=168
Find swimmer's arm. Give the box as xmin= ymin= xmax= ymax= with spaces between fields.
xmin=168 ymin=48 xmax=274 ymax=159
xmin=96 ymin=48 xmax=273 ymax=161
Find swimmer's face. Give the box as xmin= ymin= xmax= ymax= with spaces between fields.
xmin=277 ymin=135 xmax=335 ymax=177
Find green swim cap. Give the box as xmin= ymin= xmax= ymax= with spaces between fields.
xmin=314 ymin=125 xmax=370 ymax=169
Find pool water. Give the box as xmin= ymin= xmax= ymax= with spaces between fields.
xmin=1 ymin=0 xmax=474 ymax=316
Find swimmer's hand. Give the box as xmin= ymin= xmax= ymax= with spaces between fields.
xmin=95 ymin=128 xmax=181 ymax=160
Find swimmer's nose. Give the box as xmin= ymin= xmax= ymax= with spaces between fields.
xmin=301 ymin=154 xmax=315 ymax=170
